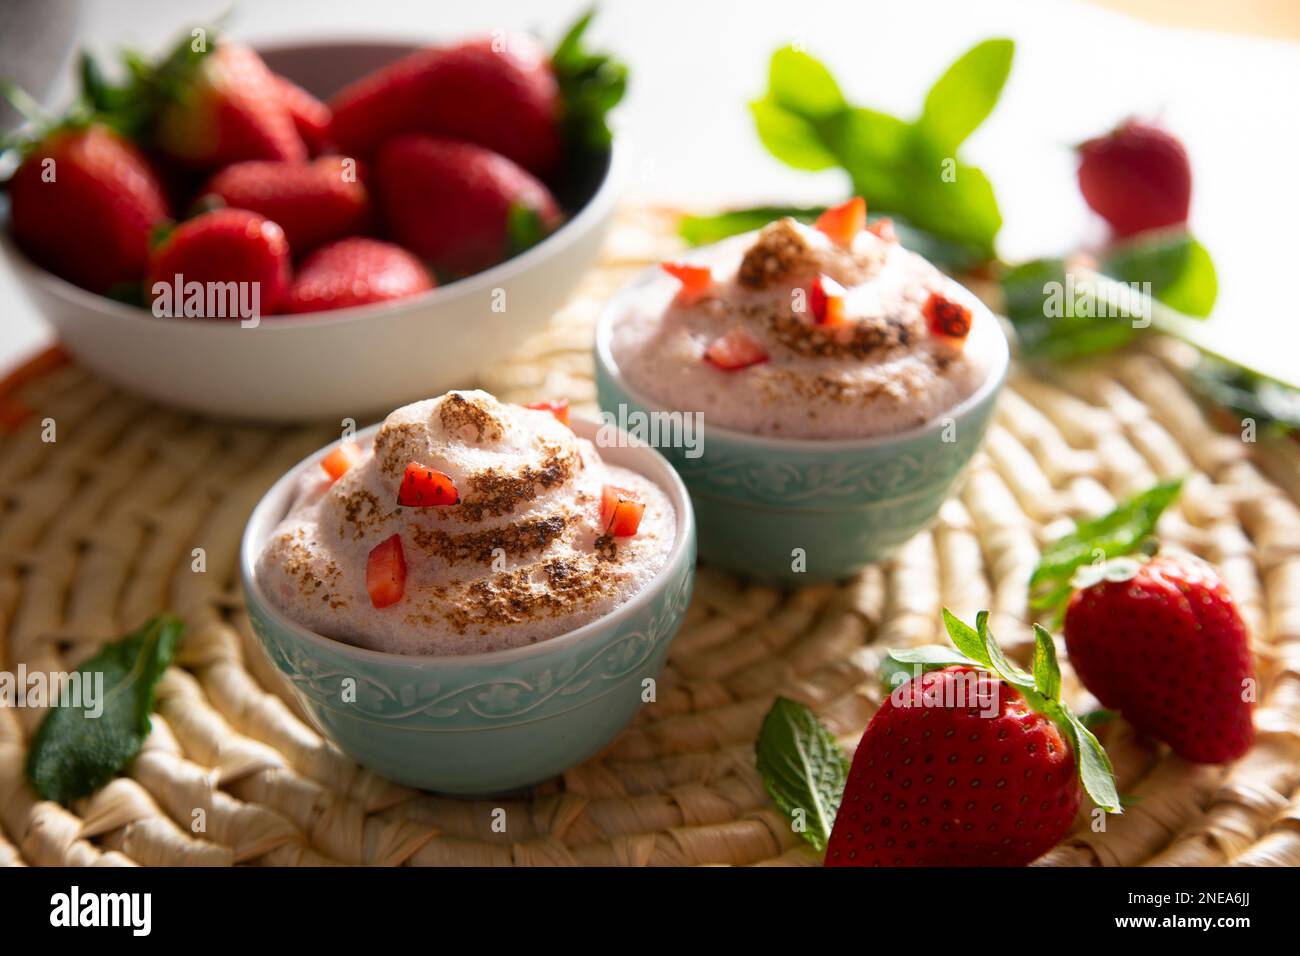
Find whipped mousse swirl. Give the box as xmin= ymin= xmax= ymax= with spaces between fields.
xmin=256 ymin=391 xmax=675 ymax=655
xmin=610 ymin=215 xmax=999 ymax=439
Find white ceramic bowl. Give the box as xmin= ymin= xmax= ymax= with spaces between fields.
xmin=0 ymin=40 xmax=620 ymax=422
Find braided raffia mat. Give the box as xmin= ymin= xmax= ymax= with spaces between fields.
xmin=2 ymin=205 xmax=1299 ymax=868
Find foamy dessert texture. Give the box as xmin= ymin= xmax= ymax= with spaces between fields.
xmin=256 ymin=391 xmax=676 ymax=655
xmin=609 ymin=219 xmax=999 ymax=439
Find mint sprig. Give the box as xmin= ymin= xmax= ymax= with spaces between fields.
xmin=551 ymin=7 xmax=627 ymax=154
xmin=682 ymin=39 xmax=1013 ymax=263
xmin=886 ymin=611 xmax=1122 ymax=813
xmin=755 ymin=697 xmax=849 ymax=852
xmin=1029 ymin=478 xmax=1183 ymax=619
xmin=25 ymin=614 xmax=183 ymax=804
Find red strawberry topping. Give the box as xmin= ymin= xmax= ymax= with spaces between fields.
xmin=523 ymin=399 xmax=571 ymax=427
xmin=866 ymin=217 xmax=897 ymax=242
xmin=923 ymin=292 xmax=972 ymax=343
xmin=365 ymin=534 xmax=407 ymax=609
xmin=320 ymin=442 xmax=361 ymax=482
xmin=704 ymin=328 xmax=769 ymax=371
xmin=600 ymin=485 xmax=645 ymax=537
xmin=809 ymin=274 xmax=847 ymax=326
xmin=397 ymin=462 xmax=460 ymax=507
xmin=660 ymin=261 xmax=712 ymax=298
xmin=815 ymin=197 xmax=866 ymax=247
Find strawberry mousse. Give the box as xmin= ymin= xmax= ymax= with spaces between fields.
xmin=609 ymin=202 xmax=1000 ymax=439
xmin=255 ymin=390 xmax=675 ymax=655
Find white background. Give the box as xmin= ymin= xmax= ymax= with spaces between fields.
xmin=3 ymin=0 xmax=1297 ymax=380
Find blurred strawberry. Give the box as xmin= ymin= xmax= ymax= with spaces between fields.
xmin=199 ymin=156 xmax=372 ymax=256
xmin=275 ymin=76 xmax=332 ymax=155
xmin=375 ymin=135 xmax=559 ymax=275
xmin=146 ymin=208 xmax=292 ymax=317
xmin=328 ymin=35 xmax=560 ymax=176
xmin=286 ymin=238 xmax=434 ymax=313
xmin=8 ymin=124 xmax=170 ymax=293
xmin=1076 ymin=119 xmax=1191 ymax=237
xmin=154 ymin=42 xmax=307 ymax=167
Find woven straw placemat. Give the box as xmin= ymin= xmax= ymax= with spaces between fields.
xmin=1 ymin=204 xmax=1298 ymax=867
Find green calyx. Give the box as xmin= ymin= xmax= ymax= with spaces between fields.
xmin=884 ymin=608 xmax=1122 ymax=814
xmin=551 ymin=6 xmax=628 ymax=154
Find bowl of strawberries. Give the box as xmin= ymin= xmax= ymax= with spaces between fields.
xmin=0 ymin=12 xmax=625 ymax=421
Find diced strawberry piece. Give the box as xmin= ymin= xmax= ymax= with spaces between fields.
xmin=600 ymin=485 xmax=646 ymax=537
xmin=397 ymin=461 xmax=460 ymax=507
xmin=704 ymin=328 xmax=769 ymax=371
xmin=366 ymin=534 xmax=407 ymax=609
xmin=923 ymin=292 xmax=973 ymax=343
xmin=660 ymin=261 xmax=712 ymax=297
xmin=815 ymin=197 xmax=866 ymax=247
xmin=866 ymin=217 xmax=897 ymax=242
xmin=809 ymin=274 xmax=848 ymax=326
xmin=320 ymin=442 xmax=361 ymax=482
xmin=523 ymin=399 xmax=570 ymax=427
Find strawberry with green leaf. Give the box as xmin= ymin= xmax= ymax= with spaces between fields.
xmin=82 ymin=33 xmax=308 ymax=169
xmin=756 ymin=612 xmax=1120 ymax=866
xmin=825 ymin=611 xmax=1119 ymax=867
xmin=1032 ymin=479 xmax=1255 ymax=764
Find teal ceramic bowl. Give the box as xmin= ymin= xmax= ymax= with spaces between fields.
xmin=240 ymin=416 xmax=695 ymax=795
xmin=594 ymin=265 xmax=1008 ymax=584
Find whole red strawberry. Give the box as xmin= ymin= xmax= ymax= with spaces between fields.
xmin=286 ymin=238 xmax=434 ymax=313
xmin=1063 ymin=553 xmax=1254 ymax=764
xmin=153 ymin=42 xmax=307 ymax=168
xmin=375 ymin=135 xmax=559 ymax=275
xmin=8 ymin=124 xmax=170 ymax=294
xmin=1076 ymin=119 xmax=1191 ymax=237
xmin=146 ymin=208 xmax=292 ymax=318
xmin=328 ymin=35 xmax=560 ymax=176
xmin=826 ymin=611 xmax=1118 ymax=867
xmin=199 ymin=156 xmax=372 ymax=257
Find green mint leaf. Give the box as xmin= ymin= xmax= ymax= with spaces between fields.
xmin=1031 ymin=624 xmax=1061 ymax=703
xmin=25 ymin=614 xmax=183 ymax=804
xmin=750 ymin=96 xmax=840 ymax=171
xmin=744 ymin=41 xmax=1008 ymax=261
xmin=1029 ymin=478 xmax=1183 ymax=618
xmin=915 ymin=38 xmax=1014 ymax=153
xmin=1100 ymin=229 xmax=1217 ymax=317
xmin=1063 ymin=712 xmax=1122 ymax=813
xmin=552 ymin=7 xmax=628 ymax=153
xmin=506 ymin=201 xmax=549 ymax=256
xmin=942 ymin=607 xmax=989 ymax=666
xmin=1189 ymin=356 xmax=1300 ymax=437
xmin=1001 ymin=257 xmax=1140 ymax=362
xmin=755 ymin=696 xmax=849 ymax=853
xmin=767 ymin=46 xmax=846 ymax=119
xmin=975 ymin=610 xmax=1035 ymax=692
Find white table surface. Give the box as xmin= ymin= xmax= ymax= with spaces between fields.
xmin=3 ymin=0 xmax=1297 ymax=379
